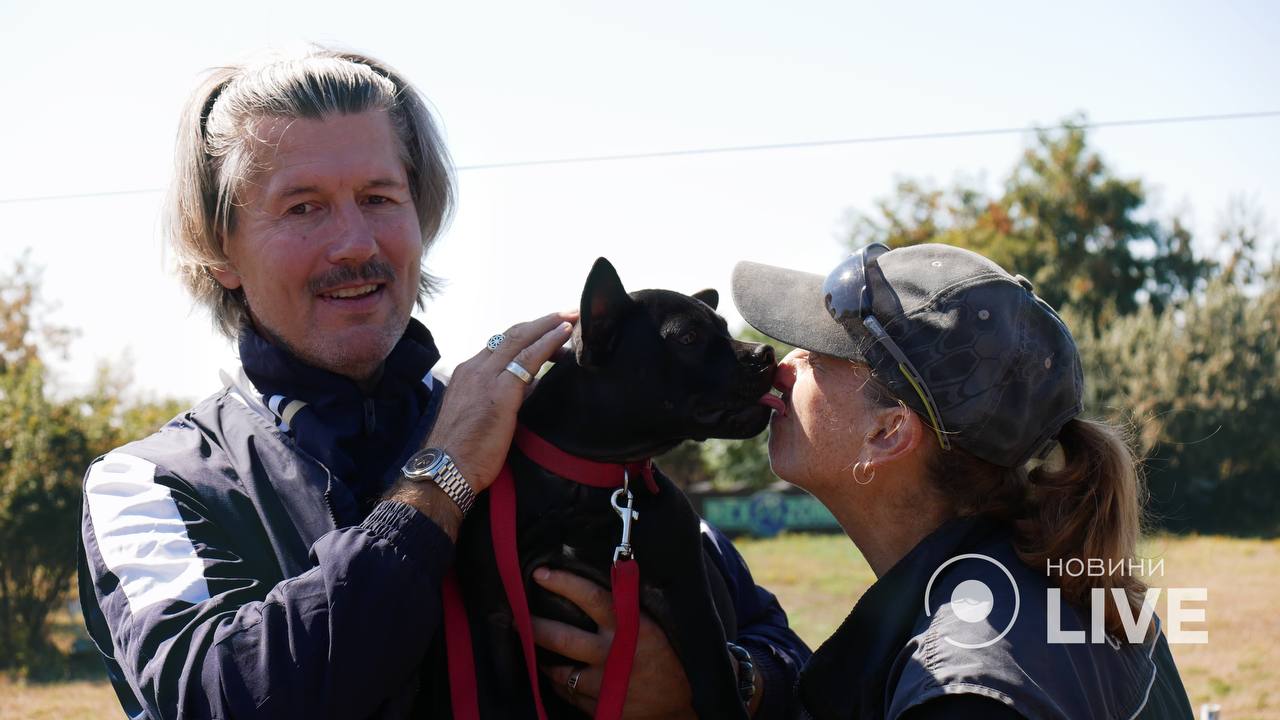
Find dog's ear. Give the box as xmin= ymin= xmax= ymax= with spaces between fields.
xmin=577 ymin=257 xmax=633 ymax=367
xmin=692 ymin=288 xmax=718 ymax=310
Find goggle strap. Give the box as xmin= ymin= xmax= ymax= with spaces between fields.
xmin=897 ymin=362 xmax=951 ymax=450
xmin=862 ymin=315 xmax=952 ymax=450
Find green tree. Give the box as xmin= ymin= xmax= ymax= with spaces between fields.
xmin=849 ymin=118 xmax=1210 ymax=325
xmin=1071 ymin=259 xmax=1280 ymax=535
xmin=653 ymin=439 xmax=712 ymax=490
xmin=0 ymin=258 xmax=184 ymax=676
xmin=692 ymin=123 xmax=1274 ymax=535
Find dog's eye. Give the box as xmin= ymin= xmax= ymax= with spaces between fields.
xmin=677 ymin=330 xmax=698 ymax=345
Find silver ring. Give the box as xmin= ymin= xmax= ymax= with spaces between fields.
xmin=505 ymin=361 xmax=533 ymax=384
xmin=567 ymin=666 xmax=583 ymax=697
xmin=487 ymin=333 xmax=506 ymax=352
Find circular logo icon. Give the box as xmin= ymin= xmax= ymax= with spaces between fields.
xmin=924 ymin=553 xmax=1020 ymax=649
xmin=950 ymin=579 xmax=994 ymax=623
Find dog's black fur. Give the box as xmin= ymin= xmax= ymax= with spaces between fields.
xmin=451 ymin=258 xmax=776 ymax=719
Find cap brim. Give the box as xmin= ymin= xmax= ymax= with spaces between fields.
xmin=731 ymin=261 xmax=867 ymax=360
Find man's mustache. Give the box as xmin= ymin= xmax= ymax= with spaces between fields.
xmin=308 ymin=260 xmax=397 ymax=294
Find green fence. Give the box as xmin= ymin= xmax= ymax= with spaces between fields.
xmin=689 ymin=488 xmax=841 ymax=537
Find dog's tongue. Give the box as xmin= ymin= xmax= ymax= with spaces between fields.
xmin=758 ymin=392 xmax=787 ymax=416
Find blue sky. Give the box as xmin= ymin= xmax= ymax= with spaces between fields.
xmin=1 ymin=1 xmax=1277 ymax=401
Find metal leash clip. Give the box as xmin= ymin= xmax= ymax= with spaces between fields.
xmin=611 ymin=470 xmax=638 ymax=562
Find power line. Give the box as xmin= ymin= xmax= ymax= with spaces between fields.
xmin=2 ymin=110 xmax=1278 ymax=206
xmin=459 ymin=110 xmax=1280 ymax=171
xmin=0 ymin=187 xmax=169 ymax=205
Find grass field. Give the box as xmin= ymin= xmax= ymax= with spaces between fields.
xmin=3 ymin=534 xmax=1277 ymax=719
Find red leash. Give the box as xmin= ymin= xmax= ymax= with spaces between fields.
xmin=442 ymin=571 xmax=480 ymax=720
xmin=444 ymin=426 xmax=655 ymax=720
xmin=597 ymin=556 xmax=641 ymax=718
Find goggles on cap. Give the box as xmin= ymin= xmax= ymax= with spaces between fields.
xmin=821 ymin=243 xmax=952 ymax=450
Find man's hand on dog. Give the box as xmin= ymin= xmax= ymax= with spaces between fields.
xmin=531 ymin=566 xmax=698 ymax=720
xmin=427 ymin=310 xmax=577 ymax=490
xmin=388 ymin=310 xmax=576 ymax=535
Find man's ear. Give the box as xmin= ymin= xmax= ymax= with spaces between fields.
xmin=209 ymin=263 xmax=243 ymax=290
xmin=692 ymin=288 xmax=718 ymax=310
xmin=576 ymin=257 xmax=633 ymax=367
xmin=209 ymin=235 xmax=243 ymax=290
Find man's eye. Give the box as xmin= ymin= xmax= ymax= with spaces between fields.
xmin=365 ymin=195 xmax=390 ymax=205
xmin=287 ymin=203 xmax=314 ymax=216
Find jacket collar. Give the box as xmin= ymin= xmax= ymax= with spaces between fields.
xmin=236 ymin=319 xmax=441 ymax=407
xmin=232 ymin=318 xmax=442 ymax=505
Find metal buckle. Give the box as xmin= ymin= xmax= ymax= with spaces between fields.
xmin=611 ymin=470 xmax=638 ymax=562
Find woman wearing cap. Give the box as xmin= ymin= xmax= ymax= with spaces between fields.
xmin=732 ymin=243 xmax=1193 ymax=720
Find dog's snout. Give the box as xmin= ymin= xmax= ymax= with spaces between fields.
xmin=733 ymin=340 xmax=778 ymax=385
xmin=753 ymin=343 xmax=776 ymax=367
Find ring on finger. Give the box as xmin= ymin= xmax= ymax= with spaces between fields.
xmin=487 ymin=333 xmax=506 ymax=352
xmin=505 ymin=361 xmax=534 ymax=384
xmin=567 ymin=666 xmax=584 ymax=698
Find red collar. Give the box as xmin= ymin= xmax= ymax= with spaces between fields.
xmin=513 ymin=425 xmax=660 ymax=494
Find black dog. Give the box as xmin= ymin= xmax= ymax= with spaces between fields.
xmin=445 ymin=258 xmax=777 ymax=719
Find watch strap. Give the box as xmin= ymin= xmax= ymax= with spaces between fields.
xmin=726 ymin=641 xmax=756 ymax=706
xmin=430 ymin=456 xmax=476 ymax=517
xmin=404 ymin=449 xmax=477 ymax=517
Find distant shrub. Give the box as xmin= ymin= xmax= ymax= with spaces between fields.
xmin=0 ymin=260 xmax=185 ymax=676
xmin=1069 ymin=268 xmax=1280 ymax=535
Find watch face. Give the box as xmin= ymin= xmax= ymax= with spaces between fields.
xmin=404 ymin=447 xmax=444 ymax=478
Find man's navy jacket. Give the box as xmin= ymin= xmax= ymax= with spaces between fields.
xmin=77 ymin=320 xmax=810 ymax=719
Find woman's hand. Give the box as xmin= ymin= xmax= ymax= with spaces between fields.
xmin=531 ymin=567 xmax=697 ymax=720
xmin=424 ymin=311 xmax=577 ymax=494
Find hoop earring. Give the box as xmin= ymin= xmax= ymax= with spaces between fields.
xmin=852 ymin=460 xmax=876 ymax=486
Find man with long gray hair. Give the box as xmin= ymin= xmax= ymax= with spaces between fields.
xmin=77 ymin=48 xmax=808 ymax=718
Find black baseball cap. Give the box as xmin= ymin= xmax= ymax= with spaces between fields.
xmin=731 ymin=243 xmax=1083 ymax=468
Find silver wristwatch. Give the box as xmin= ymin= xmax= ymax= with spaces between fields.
xmin=402 ymin=447 xmax=476 ymax=517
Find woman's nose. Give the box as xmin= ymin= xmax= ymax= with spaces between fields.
xmin=779 ymin=348 xmax=806 ymax=367
xmin=774 ymin=349 xmax=803 ymax=388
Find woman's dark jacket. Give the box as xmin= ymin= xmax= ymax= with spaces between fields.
xmin=795 ymin=517 xmax=1194 ymax=719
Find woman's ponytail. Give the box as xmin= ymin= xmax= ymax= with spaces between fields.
xmin=925 ymin=417 xmax=1149 ymax=637
xmin=1015 ymin=418 xmax=1149 ymax=637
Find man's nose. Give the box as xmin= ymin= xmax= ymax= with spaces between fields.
xmin=326 ymin=199 xmax=378 ymax=264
